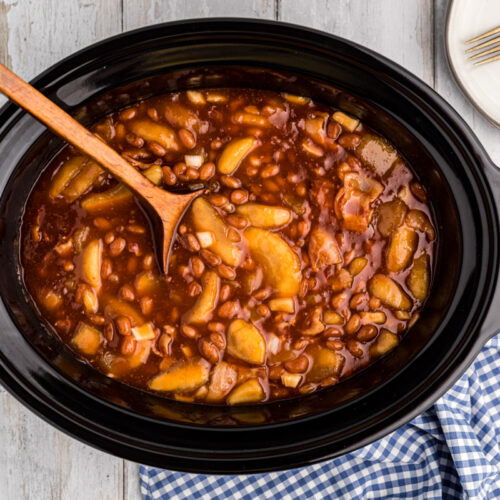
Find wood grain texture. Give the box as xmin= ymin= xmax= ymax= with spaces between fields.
xmin=123 ymin=0 xmax=276 ymax=29
xmin=279 ymin=0 xmax=434 ymax=85
xmin=0 ymin=1 xmax=499 ymax=499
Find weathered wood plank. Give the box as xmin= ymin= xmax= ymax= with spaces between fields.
xmin=434 ymin=0 xmax=500 ymax=165
xmin=0 ymin=388 xmax=124 ymax=500
xmin=0 ymin=1 xmax=126 ymax=499
xmin=123 ymin=0 xmax=276 ymax=30
xmin=279 ymin=0 xmax=434 ymax=85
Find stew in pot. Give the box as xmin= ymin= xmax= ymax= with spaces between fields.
xmin=21 ymin=88 xmax=436 ymax=404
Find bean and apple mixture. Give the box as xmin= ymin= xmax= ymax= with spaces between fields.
xmin=21 ymin=89 xmax=435 ymax=404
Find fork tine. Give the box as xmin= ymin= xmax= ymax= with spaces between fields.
xmin=474 ymin=53 xmax=500 ymax=66
xmin=469 ymin=46 xmax=500 ymax=60
xmin=465 ymin=35 xmax=500 ymax=53
xmin=466 ymin=26 xmax=500 ymax=44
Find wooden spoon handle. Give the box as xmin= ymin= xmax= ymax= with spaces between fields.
xmin=0 ymin=62 xmax=159 ymax=198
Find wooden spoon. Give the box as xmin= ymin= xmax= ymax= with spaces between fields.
xmin=0 ymin=63 xmax=202 ymax=274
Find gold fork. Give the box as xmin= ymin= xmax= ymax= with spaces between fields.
xmin=465 ymin=25 xmax=500 ymax=66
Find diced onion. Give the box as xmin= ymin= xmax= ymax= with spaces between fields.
xmin=269 ymin=297 xmax=295 ymax=313
xmin=281 ymin=372 xmax=302 ymax=388
xmin=196 ymin=231 xmax=215 ymax=248
xmin=131 ymin=322 xmax=156 ymax=341
xmin=185 ymin=154 xmax=204 ymax=168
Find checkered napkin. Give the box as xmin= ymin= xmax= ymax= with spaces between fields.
xmin=140 ymin=335 xmax=500 ymax=499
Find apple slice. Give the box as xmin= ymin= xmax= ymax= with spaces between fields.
xmin=71 ymin=322 xmax=102 ymax=355
xmin=128 ymin=119 xmax=179 ymax=151
xmin=386 ymin=226 xmax=417 ymax=273
xmin=235 ymin=203 xmax=291 ymax=228
xmin=190 ymin=197 xmax=243 ymax=266
xmin=63 ymin=160 xmax=103 ymax=202
xmin=217 ymin=137 xmax=256 ymax=174
xmin=306 ymin=346 xmax=344 ymax=382
xmin=370 ymin=329 xmax=399 ymax=357
xmin=408 ymin=253 xmax=429 ymax=301
xmin=368 ymin=274 xmax=411 ymax=310
xmin=183 ymin=271 xmax=220 ymax=324
xmin=81 ymin=239 xmax=102 ymax=291
xmin=244 ymin=227 xmax=301 ymax=297
xmin=49 ymin=156 xmax=86 ymax=199
xmin=227 ymin=378 xmax=265 ymax=405
xmin=227 ymin=319 xmax=266 ymax=365
xmin=81 ymin=164 xmax=163 ymax=213
xmin=149 ymin=358 xmax=210 ymax=393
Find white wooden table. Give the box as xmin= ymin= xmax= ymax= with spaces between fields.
xmin=1 ymin=1 xmax=499 ymax=498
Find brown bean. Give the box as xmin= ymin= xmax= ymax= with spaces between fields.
xmin=226 ymin=214 xmax=248 ymax=229
xmin=325 ymin=327 xmax=343 ymax=338
xmin=162 ymin=166 xmax=177 ymax=185
xmin=350 ymin=293 xmax=367 ymax=311
xmin=345 ymin=314 xmax=361 ymax=335
xmin=208 ymin=193 xmax=228 ymax=207
xmin=88 ymin=314 xmax=106 ymax=326
xmin=93 ymin=217 xmax=111 ymax=231
xmin=200 ymin=249 xmax=222 ymax=267
xmin=148 ymin=141 xmax=167 ymax=157
xmin=338 ymin=134 xmax=361 ymax=149
xmin=186 ymin=167 xmax=200 ymax=180
xmin=120 ymin=284 xmax=135 ymax=302
xmin=200 ymin=339 xmax=219 ymax=363
xmin=126 ymin=256 xmax=138 ymax=274
xmin=369 ymin=297 xmax=381 ymax=310
xmin=254 ymin=288 xmax=271 ymax=301
xmin=326 ymin=339 xmax=344 ymax=350
xmin=346 ymin=339 xmax=363 ymax=357
xmin=327 ymin=121 xmax=341 ymax=140
xmin=260 ymin=164 xmax=280 ymax=178
xmin=142 ymin=254 xmax=154 ymax=270
xmin=208 ymin=322 xmax=225 ymax=334
xmin=357 ymin=325 xmax=378 ymax=342
xmin=179 ymin=128 xmax=196 ymax=149
xmin=178 ymin=224 xmax=187 ymax=235
xmin=109 ymin=237 xmax=126 ymax=256
xmin=217 ymin=264 xmax=236 ymax=280
xmin=296 ymin=183 xmax=307 ymax=197
xmin=230 ymin=189 xmax=249 ymax=204
xmin=104 ymin=232 xmax=115 ymax=245
xmin=191 ymin=256 xmax=205 ymax=278
xmin=120 ymin=335 xmax=137 ymax=356
xmin=246 ymin=166 xmax=258 ymax=176
xmin=410 ymin=181 xmax=427 ymax=202
xmin=120 ymin=108 xmax=137 ymax=121
xmin=256 ymin=304 xmax=270 ymax=317
xmin=209 ymin=332 xmax=226 ymax=350
xmin=125 ymin=133 xmax=144 ymax=148
xmin=199 ymin=162 xmax=215 ymax=180
xmin=220 ymin=175 xmax=242 ymax=189
xmin=104 ymin=321 xmax=114 ymax=342
xmin=219 ymin=284 xmax=232 ymax=302
xmin=284 ymin=355 xmax=309 ymax=373
xmin=218 ymin=300 xmax=239 ymax=318
xmin=181 ymin=325 xmax=199 ymax=339
xmin=188 ymin=281 xmax=202 ymax=297
xmin=147 ymin=107 xmax=159 ymax=121
xmin=126 ymin=224 xmax=146 ymax=234
xmin=101 ymin=258 xmax=113 ymax=279
xmin=186 ymin=233 xmax=201 ymax=252
xmin=173 ymin=162 xmax=187 ymax=176
xmin=116 ymin=316 xmax=132 ymax=336
xmin=140 ymin=296 xmax=153 ymax=316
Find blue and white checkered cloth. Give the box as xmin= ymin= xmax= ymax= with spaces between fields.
xmin=140 ymin=335 xmax=500 ymax=499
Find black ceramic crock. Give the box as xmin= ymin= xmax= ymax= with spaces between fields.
xmin=1 ymin=19 xmax=500 ymax=474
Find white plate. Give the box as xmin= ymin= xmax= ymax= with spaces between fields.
xmin=446 ymin=0 xmax=500 ymax=128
